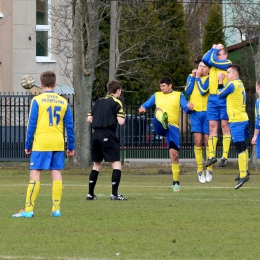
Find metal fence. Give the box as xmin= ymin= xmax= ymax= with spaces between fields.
xmin=0 ymin=93 xmax=257 ymax=161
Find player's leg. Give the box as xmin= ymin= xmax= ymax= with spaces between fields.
xmin=219 ymin=100 xmax=231 ymax=167
xmin=206 ymin=95 xmax=219 ymax=167
xmin=191 ymin=111 xmax=206 ymax=183
xmin=166 ymin=125 xmax=181 ymax=191
xmin=87 ymin=131 xmax=103 ymax=200
xmin=12 ymin=151 xmax=47 ymax=218
xmin=206 ymin=120 xmax=218 ymax=167
xmin=102 ymin=130 xmax=127 ymax=200
xmin=155 ymin=107 xmax=168 ymax=130
xmin=51 ymin=169 xmax=62 ymax=216
xmin=219 ymin=119 xmax=231 ymax=167
xmin=50 ymin=151 xmax=66 ymax=217
xmin=152 ymin=116 xmax=167 ymax=137
xmin=194 ymin=133 xmax=206 ymax=183
xmin=204 ymin=133 xmax=213 ymax=182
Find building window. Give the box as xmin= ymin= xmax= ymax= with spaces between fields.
xmin=36 ymin=0 xmax=53 ymax=62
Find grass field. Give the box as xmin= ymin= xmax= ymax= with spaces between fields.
xmin=1 ymin=162 xmax=260 ymax=260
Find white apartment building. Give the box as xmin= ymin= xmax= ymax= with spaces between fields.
xmin=0 ymin=0 xmax=73 ymax=94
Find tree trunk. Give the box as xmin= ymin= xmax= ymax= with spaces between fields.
xmin=71 ymin=0 xmax=100 ymax=168
xmin=249 ymin=35 xmax=260 ymax=169
xmin=109 ymin=0 xmax=119 ymax=81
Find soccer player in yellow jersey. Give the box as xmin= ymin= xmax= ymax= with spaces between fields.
xmin=12 ymin=71 xmax=75 ymax=218
xmin=202 ymin=43 xmax=232 ymax=169
xmin=218 ymin=65 xmax=249 ymax=189
xmin=139 ymin=76 xmax=194 ymax=192
xmin=185 ymin=62 xmax=213 ymax=183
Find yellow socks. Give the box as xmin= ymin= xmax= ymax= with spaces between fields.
xmin=194 ymin=146 xmax=203 ymax=172
xmin=222 ymin=134 xmax=231 ymax=159
xmin=172 ymin=163 xmax=180 ymax=183
xmin=238 ymin=151 xmax=247 ymax=178
xmin=25 ymin=180 xmax=40 ymax=212
xmin=206 ymin=146 xmax=213 ymax=171
xmin=52 ymin=180 xmax=63 ymax=212
xmin=208 ymin=136 xmax=218 ymax=157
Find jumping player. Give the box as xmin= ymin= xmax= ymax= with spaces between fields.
xmin=218 ymin=65 xmax=249 ymax=189
xmin=202 ymin=43 xmax=232 ymax=171
xmin=185 ymin=61 xmax=213 ymax=183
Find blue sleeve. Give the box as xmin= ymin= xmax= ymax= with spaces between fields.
xmin=141 ymin=94 xmax=156 ymax=109
xmin=218 ymin=82 xmax=235 ymax=99
xmin=25 ymin=99 xmax=38 ymax=150
xmin=64 ymin=104 xmax=75 ymax=150
xmin=180 ymin=93 xmax=191 ymax=114
xmin=202 ymin=49 xmax=214 ymax=67
xmin=195 ymin=77 xmax=209 ymax=96
xmin=184 ymin=75 xmax=195 ymax=95
xmin=255 ymin=100 xmax=260 ymax=130
xmin=208 ymin=49 xmax=232 ymax=70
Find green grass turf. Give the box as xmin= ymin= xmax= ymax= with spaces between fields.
xmin=0 ymin=164 xmax=260 ymax=260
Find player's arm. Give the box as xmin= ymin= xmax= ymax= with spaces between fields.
xmin=184 ymin=74 xmax=195 ymax=95
xmin=64 ymin=104 xmax=75 ymax=155
xmin=115 ymin=100 xmax=125 ymax=125
xmin=252 ymin=100 xmax=260 ymax=145
xmin=202 ymin=48 xmax=214 ymax=67
xmin=218 ymin=82 xmax=234 ymax=99
xmin=139 ymin=94 xmax=156 ymax=113
xmin=208 ymin=49 xmax=232 ymax=70
xmin=196 ymin=76 xmax=209 ymax=96
xmin=25 ymin=99 xmax=38 ymax=154
xmin=180 ymin=93 xmax=193 ymax=114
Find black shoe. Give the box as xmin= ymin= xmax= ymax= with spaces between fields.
xmin=235 ymin=174 xmax=249 ymax=189
xmin=219 ymin=158 xmax=228 ymax=167
xmin=110 ymin=194 xmax=128 ymax=201
xmin=234 ymin=170 xmax=250 ymax=181
xmin=86 ymin=194 xmax=97 ymax=200
xmin=205 ymin=157 xmax=217 ymax=167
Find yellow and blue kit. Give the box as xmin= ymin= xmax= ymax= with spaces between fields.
xmin=185 ymin=74 xmax=209 ymax=134
xmin=254 ymin=98 xmax=260 ymax=158
xmin=202 ymin=48 xmax=232 ymax=95
xmin=25 ymin=91 xmax=75 ymax=151
xmin=141 ymin=90 xmax=191 ymax=150
xmin=203 ymin=48 xmax=232 ymax=121
xmin=185 ymin=74 xmax=209 ymax=111
xmin=218 ymin=79 xmax=249 ymax=142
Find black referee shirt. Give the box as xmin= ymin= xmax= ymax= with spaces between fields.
xmin=89 ymin=95 xmax=125 ymax=132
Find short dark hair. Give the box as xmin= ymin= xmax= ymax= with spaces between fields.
xmin=40 ymin=71 xmax=56 ymax=87
xmin=159 ymin=76 xmax=173 ymax=85
xmin=227 ymin=64 xmax=241 ymax=78
xmin=106 ymin=80 xmax=122 ymax=94
xmin=256 ymin=78 xmax=260 ymax=87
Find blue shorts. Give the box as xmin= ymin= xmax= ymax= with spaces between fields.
xmin=30 ymin=151 xmax=65 ymax=170
xmin=153 ymin=117 xmax=180 ymax=151
xmin=229 ymin=121 xmax=249 ymax=143
xmin=190 ymin=111 xmax=209 ymax=135
xmin=207 ymin=94 xmax=228 ymax=121
xmin=256 ymin=132 xmax=260 ymax=159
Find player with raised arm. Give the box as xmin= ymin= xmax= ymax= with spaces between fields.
xmin=185 ymin=61 xmax=212 ymax=183
xmin=202 ymin=43 xmax=232 ymax=172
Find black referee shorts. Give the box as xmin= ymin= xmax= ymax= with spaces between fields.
xmin=91 ymin=129 xmax=120 ymax=162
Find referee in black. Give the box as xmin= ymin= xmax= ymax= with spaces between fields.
xmin=86 ymin=80 xmax=127 ymax=200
